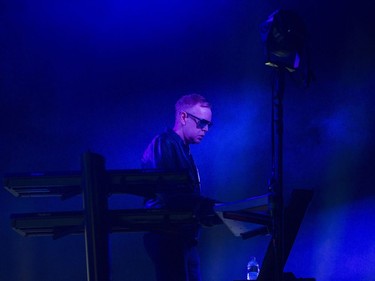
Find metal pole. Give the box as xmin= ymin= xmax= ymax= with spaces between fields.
xmin=82 ymin=152 xmax=111 ymax=281
xmin=273 ymin=68 xmax=285 ymax=281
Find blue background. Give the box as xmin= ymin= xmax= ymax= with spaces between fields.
xmin=1 ymin=1 xmax=375 ymax=280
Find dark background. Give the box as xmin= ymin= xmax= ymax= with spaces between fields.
xmin=1 ymin=1 xmax=374 ymax=280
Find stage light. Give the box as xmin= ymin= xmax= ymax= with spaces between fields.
xmin=260 ymin=10 xmax=306 ymax=72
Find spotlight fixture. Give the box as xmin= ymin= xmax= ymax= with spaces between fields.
xmin=260 ymin=10 xmax=306 ymax=72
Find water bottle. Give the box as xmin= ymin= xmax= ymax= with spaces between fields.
xmin=246 ymin=256 xmax=260 ymax=280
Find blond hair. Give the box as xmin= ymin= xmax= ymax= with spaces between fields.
xmin=175 ymin=94 xmax=211 ymax=119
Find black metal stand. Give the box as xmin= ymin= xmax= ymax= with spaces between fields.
xmin=4 ymin=152 xmax=200 ymax=281
xmin=268 ymin=68 xmax=286 ymax=281
xmin=82 ymin=152 xmax=111 ymax=281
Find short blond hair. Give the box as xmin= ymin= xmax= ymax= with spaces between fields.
xmin=175 ymin=94 xmax=211 ymax=119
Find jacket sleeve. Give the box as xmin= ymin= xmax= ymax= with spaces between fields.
xmin=141 ymin=135 xmax=178 ymax=170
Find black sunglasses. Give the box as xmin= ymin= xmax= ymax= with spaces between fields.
xmin=185 ymin=112 xmax=212 ymax=129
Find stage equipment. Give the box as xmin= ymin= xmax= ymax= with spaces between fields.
xmin=258 ymin=9 xmax=313 ymax=281
xmin=4 ymin=153 xmax=196 ymax=281
xmin=4 ymin=152 xmax=314 ymax=281
xmin=260 ymin=9 xmax=306 ymax=71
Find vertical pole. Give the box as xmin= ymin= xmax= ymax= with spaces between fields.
xmin=82 ymin=152 xmax=110 ymax=281
xmin=273 ymin=68 xmax=285 ymax=281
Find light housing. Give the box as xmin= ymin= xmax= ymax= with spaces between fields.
xmin=260 ymin=10 xmax=305 ymax=72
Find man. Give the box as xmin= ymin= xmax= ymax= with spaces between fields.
xmin=141 ymin=93 xmax=217 ymax=281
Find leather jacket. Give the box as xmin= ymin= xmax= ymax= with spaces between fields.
xmin=141 ymin=128 xmax=221 ymax=233
xmin=141 ymin=128 xmax=201 ymax=210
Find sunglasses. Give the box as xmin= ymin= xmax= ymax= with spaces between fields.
xmin=185 ymin=112 xmax=213 ymax=129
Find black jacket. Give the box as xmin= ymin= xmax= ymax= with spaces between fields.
xmin=141 ymin=128 xmax=201 ymax=209
xmin=141 ymin=128 xmax=221 ymax=233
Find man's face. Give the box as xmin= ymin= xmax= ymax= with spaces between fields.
xmin=182 ymin=104 xmax=212 ymax=144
